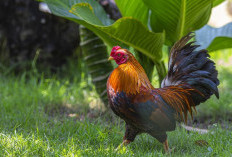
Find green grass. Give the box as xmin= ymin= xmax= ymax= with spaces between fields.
xmin=0 ymin=50 xmax=232 ymax=156
xmin=0 ymin=118 xmax=231 ymax=156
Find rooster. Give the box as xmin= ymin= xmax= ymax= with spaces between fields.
xmin=107 ymin=33 xmax=219 ymax=152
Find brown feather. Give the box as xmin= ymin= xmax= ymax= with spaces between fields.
xmin=154 ymin=85 xmax=199 ymax=122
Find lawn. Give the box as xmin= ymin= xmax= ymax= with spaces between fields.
xmin=0 ymin=50 xmax=232 ymax=156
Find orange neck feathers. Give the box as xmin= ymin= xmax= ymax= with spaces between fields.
xmin=108 ymin=55 xmax=154 ymax=94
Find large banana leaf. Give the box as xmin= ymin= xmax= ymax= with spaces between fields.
xmin=45 ymin=0 xmax=164 ymax=63
xmin=195 ymin=23 xmax=232 ymax=51
xmin=115 ymin=0 xmax=149 ymax=26
xmin=143 ymin=0 xmax=213 ymax=45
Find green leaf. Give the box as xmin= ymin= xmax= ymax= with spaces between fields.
xmin=80 ymin=26 xmax=113 ymax=107
xmin=70 ymin=3 xmax=103 ymax=26
xmin=207 ymin=37 xmax=232 ymax=52
xmin=45 ymin=1 xmax=164 ymax=62
xmin=143 ymin=0 xmax=213 ymax=45
xmin=45 ymin=0 xmax=112 ymax=25
xmin=115 ymin=0 xmax=149 ymax=26
xmin=213 ymin=0 xmax=225 ymax=7
xmin=195 ymin=23 xmax=232 ymax=51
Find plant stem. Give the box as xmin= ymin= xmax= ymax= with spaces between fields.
xmin=179 ymin=0 xmax=186 ymax=40
xmin=155 ymin=61 xmax=167 ymax=87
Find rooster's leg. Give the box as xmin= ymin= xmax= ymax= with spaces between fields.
xmin=116 ymin=139 xmax=131 ymax=150
xmin=163 ymin=138 xmax=176 ymax=153
xmin=163 ymin=139 xmax=170 ymax=153
xmin=149 ymin=132 xmax=172 ymax=153
xmin=116 ymin=123 xmax=140 ymax=150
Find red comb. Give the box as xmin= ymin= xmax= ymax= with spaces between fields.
xmin=111 ymin=46 xmax=121 ymax=54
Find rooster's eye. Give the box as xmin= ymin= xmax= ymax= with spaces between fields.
xmin=117 ymin=53 xmax=121 ymax=56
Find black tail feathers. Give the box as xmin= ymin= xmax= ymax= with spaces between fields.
xmin=161 ymin=33 xmax=219 ymax=106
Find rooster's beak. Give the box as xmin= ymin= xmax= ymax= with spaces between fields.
xmin=108 ymin=56 xmax=114 ymax=61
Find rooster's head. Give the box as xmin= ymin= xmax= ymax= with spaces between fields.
xmin=108 ymin=46 xmax=131 ymax=65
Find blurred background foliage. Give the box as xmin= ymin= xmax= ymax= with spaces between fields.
xmin=0 ymin=0 xmax=80 ymax=75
